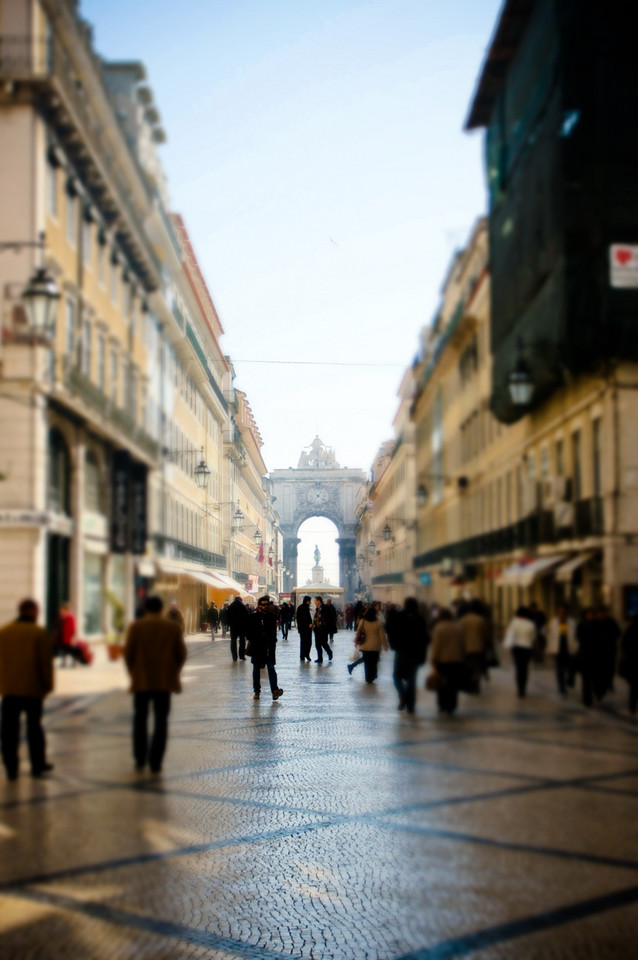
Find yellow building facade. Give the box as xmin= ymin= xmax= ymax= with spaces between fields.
xmin=412 ymin=218 xmax=638 ymax=632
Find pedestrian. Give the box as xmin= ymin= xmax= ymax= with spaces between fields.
xmin=279 ymin=602 xmax=292 ymax=640
xmin=313 ymin=596 xmax=333 ymax=663
xmin=546 ymin=604 xmax=578 ymax=695
xmin=596 ymin=605 xmax=621 ymax=695
xmin=227 ymin=595 xmax=249 ymax=661
xmin=458 ymin=599 xmax=489 ymax=692
xmin=528 ymin=601 xmax=548 ymax=662
xmin=391 ymin=598 xmax=428 ymax=713
xmin=504 ymin=606 xmax=537 ymax=697
xmin=352 ymin=604 xmax=387 ymax=683
xmin=0 ymin=598 xmax=54 ymax=781
xmin=324 ymin=598 xmax=338 ymax=642
xmin=167 ymin=600 xmax=185 ymax=635
xmin=345 ymin=602 xmax=354 ymax=631
xmin=206 ymin=601 xmax=219 ymax=637
xmin=248 ymin=595 xmax=283 ymax=701
xmin=429 ymin=608 xmax=466 ymax=715
xmin=220 ymin=602 xmax=229 ymax=639
xmin=576 ymin=607 xmax=601 ymax=707
xmin=124 ymin=595 xmax=187 ymax=774
xmin=620 ymin=614 xmax=638 ymax=714
xmin=54 ymin=601 xmax=77 ymax=667
xmin=296 ymin=595 xmax=313 ymax=661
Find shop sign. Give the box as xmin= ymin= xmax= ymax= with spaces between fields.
xmin=0 ymin=509 xmax=51 ymax=527
xmin=610 ymin=244 xmax=638 ymax=288
xmin=419 ymin=572 xmax=432 ymax=585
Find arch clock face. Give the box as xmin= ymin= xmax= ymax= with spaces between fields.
xmin=307 ymin=486 xmax=329 ymax=506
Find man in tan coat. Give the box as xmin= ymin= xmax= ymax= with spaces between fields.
xmin=124 ymin=595 xmax=187 ymax=774
xmin=0 ymin=598 xmax=54 ymax=780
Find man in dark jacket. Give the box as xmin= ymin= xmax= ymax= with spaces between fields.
xmin=248 ymin=596 xmax=283 ymax=701
xmin=0 ymin=598 xmax=54 ymax=780
xmin=296 ymin=595 xmax=313 ymax=662
xmin=313 ymin=596 xmax=333 ymax=663
xmin=124 ymin=595 xmax=187 ymax=773
xmin=206 ymin=601 xmax=219 ymax=637
xmin=324 ymin=598 xmax=338 ymax=642
xmin=226 ymin=596 xmax=248 ymax=661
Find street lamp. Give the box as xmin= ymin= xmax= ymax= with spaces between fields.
xmin=0 ymin=233 xmax=60 ymax=338
xmin=193 ymin=448 xmax=211 ymax=490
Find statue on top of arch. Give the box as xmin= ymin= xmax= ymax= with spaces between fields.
xmin=297 ymin=436 xmax=340 ymax=470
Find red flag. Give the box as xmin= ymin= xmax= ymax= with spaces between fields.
xmin=257 ymin=541 xmax=264 ymax=563
xmin=268 ymin=555 xmax=273 ymax=567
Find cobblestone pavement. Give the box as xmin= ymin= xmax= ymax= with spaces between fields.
xmin=1 ymin=630 xmax=638 ymax=959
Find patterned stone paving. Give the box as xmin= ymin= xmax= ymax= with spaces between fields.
xmin=1 ymin=630 xmax=638 ymax=958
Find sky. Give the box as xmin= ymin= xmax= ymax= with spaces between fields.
xmin=81 ymin=0 xmax=502 ymax=581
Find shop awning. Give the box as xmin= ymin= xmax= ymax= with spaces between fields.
xmin=207 ymin=572 xmax=251 ymax=599
xmin=156 ymin=560 xmax=220 ymax=588
xmin=554 ymin=552 xmax=597 ymax=583
xmin=136 ymin=559 xmax=157 ymax=577
xmin=497 ymin=555 xmax=566 ymax=588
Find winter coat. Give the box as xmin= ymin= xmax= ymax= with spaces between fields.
xmin=296 ymin=602 xmax=313 ymax=630
xmin=429 ymin=621 xmax=465 ymax=664
xmin=356 ymin=619 xmax=387 ymax=653
xmin=0 ymin=619 xmax=54 ymax=699
xmin=504 ymin=616 xmax=536 ymax=650
xmin=124 ymin=613 xmax=187 ymax=693
xmin=391 ymin=610 xmax=428 ymax=665
xmin=458 ymin=612 xmax=489 ymax=655
xmin=248 ymin=609 xmax=278 ymax=664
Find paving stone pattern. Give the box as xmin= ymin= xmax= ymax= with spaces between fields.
xmin=1 ymin=631 xmax=638 ymax=959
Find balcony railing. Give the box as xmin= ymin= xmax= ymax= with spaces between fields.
xmin=414 ymin=497 xmax=605 ymax=569
xmin=63 ymin=364 xmax=159 ymax=459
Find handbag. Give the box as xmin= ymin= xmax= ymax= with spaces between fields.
xmin=425 ymin=666 xmax=445 ymax=692
xmin=244 ymin=641 xmax=253 ymax=658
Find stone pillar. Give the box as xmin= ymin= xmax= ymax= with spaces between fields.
xmin=336 ymin=537 xmax=356 ymax=603
xmin=69 ymin=427 xmax=85 ymax=631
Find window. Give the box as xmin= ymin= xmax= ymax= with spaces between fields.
xmin=592 ymin=418 xmax=602 ymax=496
xmin=540 ymin=446 xmax=550 ymax=479
xmin=81 ymin=319 xmax=91 ymax=377
xmin=47 ymin=163 xmax=58 ymax=218
xmin=110 ymin=347 xmax=118 ymax=404
xmin=82 ymin=219 xmax=91 ymax=266
xmin=110 ymin=258 xmax=118 ymax=303
xmin=97 ymin=332 xmax=105 ymax=391
xmin=555 ymin=438 xmax=564 ymax=476
xmin=84 ymin=449 xmax=102 ymax=512
xmin=48 ymin=428 xmax=70 ymax=514
xmin=97 ymin=240 xmax=106 ymax=287
xmin=66 ymin=193 xmax=76 ymax=245
xmin=572 ymin=430 xmax=582 ymax=500
xmin=65 ymin=298 xmax=75 ymax=363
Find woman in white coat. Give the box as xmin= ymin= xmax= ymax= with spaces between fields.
xmin=504 ymin=606 xmax=537 ymax=697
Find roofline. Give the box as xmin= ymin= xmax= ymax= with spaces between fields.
xmin=464 ymin=0 xmax=536 ymax=130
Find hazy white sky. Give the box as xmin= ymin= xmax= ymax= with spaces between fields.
xmin=82 ymin=0 xmax=501 ymax=475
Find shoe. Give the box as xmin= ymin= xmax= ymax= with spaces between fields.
xmin=398 ymin=698 xmax=406 ymax=711
xmin=347 ymin=663 xmax=354 ymax=675
xmin=239 ymin=657 xmax=245 ymax=661
xmin=150 ymin=766 xmax=162 ymax=774
xmin=31 ymin=763 xmax=54 ymax=778
xmin=315 ymin=659 xmax=323 ymax=664
xmin=272 ymin=688 xmax=284 ymax=700
xmin=253 ymin=691 xmax=260 ymax=699
xmin=6 ymin=770 xmax=18 ymax=781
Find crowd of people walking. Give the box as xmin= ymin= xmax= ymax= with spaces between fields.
xmin=2 ymin=590 xmax=638 ymax=782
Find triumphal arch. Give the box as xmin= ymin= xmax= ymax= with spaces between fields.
xmin=269 ymin=438 xmax=366 ymax=601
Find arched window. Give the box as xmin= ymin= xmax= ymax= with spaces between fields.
xmin=48 ymin=428 xmax=71 ymax=514
xmin=84 ymin=449 xmax=103 ymax=513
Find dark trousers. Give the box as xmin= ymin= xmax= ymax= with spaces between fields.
xmin=362 ymin=650 xmax=380 ymax=683
xmin=1 ymin=696 xmax=46 ymax=777
xmin=133 ymin=691 xmax=171 ymax=771
xmin=230 ymin=628 xmax=245 ymax=661
xmin=393 ymin=656 xmax=418 ymax=711
xmin=253 ymin=660 xmax=278 ymax=694
xmin=555 ymin=651 xmax=576 ymax=694
xmin=435 ymin=662 xmax=463 ymax=714
xmin=314 ymin=629 xmax=333 ymax=662
xmin=299 ymin=627 xmax=313 ymax=660
xmin=512 ymin=647 xmax=532 ymax=696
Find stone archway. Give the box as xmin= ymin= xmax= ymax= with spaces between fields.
xmin=269 ymin=438 xmax=366 ymax=602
